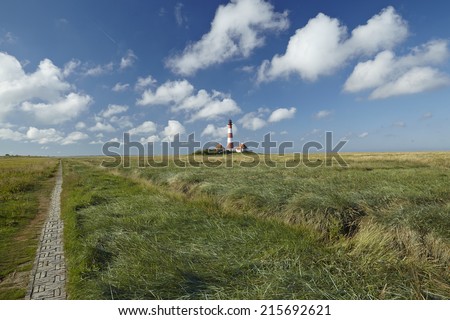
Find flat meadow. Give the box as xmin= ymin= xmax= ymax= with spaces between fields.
xmin=60 ymin=152 xmax=450 ymax=299
xmin=1 ymin=153 xmax=448 ymax=299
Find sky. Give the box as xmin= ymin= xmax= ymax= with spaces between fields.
xmin=0 ymin=0 xmax=450 ymax=156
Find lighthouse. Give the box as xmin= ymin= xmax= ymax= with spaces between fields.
xmin=226 ymin=119 xmax=234 ymax=151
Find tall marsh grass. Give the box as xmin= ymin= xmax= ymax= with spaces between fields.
xmin=63 ymin=153 xmax=450 ymax=299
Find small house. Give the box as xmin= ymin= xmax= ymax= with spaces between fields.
xmin=235 ymin=143 xmax=248 ymax=153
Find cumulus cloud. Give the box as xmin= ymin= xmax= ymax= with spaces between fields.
xmin=137 ymin=79 xmax=194 ymax=106
xmin=237 ymin=112 xmax=266 ymax=130
xmin=167 ymin=0 xmax=289 ymax=76
xmin=110 ymin=115 xmax=133 ymax=129
xmin=344 ymin=40 xmax=450 ymax=98
xmin=188 ymin=96 xmax=240 ymax=122
xmin=61 ymin=131 xmax=89 ymax=145
xmin=84 ymin=62 xmax=113 ymax=76
xmin=257 ymin=6 xmax=407 ymax=82
xmin=26 ymin=127 xmax=63 ymax=144
xmin=370 ymin=67 xmax=449 ymax=99
xmin=99 ymin=104 xmax=129 ymax=118
xmin=268 ymin=107 xmax=296 ymax=122
xmin=135 ymin=75 xmax=157 ymax=91
xmin=112 ymin=82 xmax=130 ymax=92
xmin=314 ymin=110 xmax=332 ymax=119
xmin=89 ymin=122 xmax=115 ymax=132
xmin=75 ymin=121 xmax=86 ymax=130
xmin=202 ymin=124 xmax=226 ymax=139
xmin=120 ymin=50 xmax=137 ymax=69
xmin=161 ymin=120 xmax=186 ymax=142
xmin=236 ymin=107 xmax=296 ymax=130
xmin=128 ymin=121 xmax=157 ymax=135
xmin=140 ymin=135 xmax=160 ymax=144
xmin=201 ymin=123 xmax=239 ymax=140
xmin=0 ymin=52 xmax=92 ymax=124
xmin=0 ymin=126 xmax=89 ymax=145
xmin=21 ymin=93 xmax=92 ymax=125
xmin=63 ymin=59 xmax=80 ymax=77
xmin=137 ymin=79 xmax=241 ymax=122
xmin=0 ymin=128 xmax=25 ymax=141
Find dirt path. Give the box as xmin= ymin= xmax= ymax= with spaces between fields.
xmin=26 ymin=161 xmax=66 ymax=300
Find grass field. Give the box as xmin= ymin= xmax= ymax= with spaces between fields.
xmin=0 ymin=157 xmax=59 ymax=299
xmin=60 ymin=152 xmax=450 ymax=299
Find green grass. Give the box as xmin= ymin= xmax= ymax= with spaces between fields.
xmin=61 ymin=153 xmax=450 ymax=299
xmin=0 ymin=157 xmax=59 ymax=299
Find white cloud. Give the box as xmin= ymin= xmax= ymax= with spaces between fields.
xmin=0 ymin=122 xmax=16 ymax=129
xmin=161 ymin=120 xmax=185 ymax=142
xmin=268 ymin=107 xmax=296 ymax=122
xmin=370 ymin=67 xmax=450 ymax=99
xmin=0 ymin=52 xmax=92 ymax=125
xmin=84 ymin=62 xmax=113 ymax=76
xmin=89 ymin=140 xmax=105 ymax=145
xmin=236 ymin=107 xmax=296 ymax=131
xmin=257 ymin=6 xmax=407 ymax=83
xmin=174 ymin=3 xmax=185 ymax=26
xmin=26 ymin=127 xmax=63 ymax=144
xmin=167 ymin=0 xmax=289 ymax=76
xmin=140 ymin=135 xmax=160 ymax=144
xmin=63 ymin=59 xmax=80 ymax=77
xmin=237 ymin=112 xmax=266 ymax=130
xmin=239 ymin=65 xmax=255 ymax=73
xmin=137 ymin=79 xmax=194 ymax=106
xmin=120 ymin=50 xmax=137 ymax=69
xmin=110 ymin=138 xmax=121 ymax=143
xmin=0 ymin=54 xmax=68 ymax=119
xmin=89 ymin=122 xmax=115 ymax=132
xmin=0 ymin=128 xmax=25 ymax=141
xmin=112 ymin=82 xmax=130 ymax=92
xmin=21 ymin=93 xmax=92 ymax=125
xmin=99 ymin=104 xmax=128 ymax=118
xmin=137 ymin=79 xmax=241 ymax=122
xmin=61 ymin=131 xmax=89 ymax=145
xmin=75 ymin=121 xmax=86 ymax=130
xmin=201 ymin=123 xmax=238 ymax=139
xmin=135 ymin=75 xmax=157 ymax=91
xmin=358 ymin=132 xmax=369 ymax=138
xmin=314 ymin=110 xmax=332 ymax=119
xmin=344 ymin=40 xmax=450 ymax=98
xmin=128 ymin=121 xmax=157 ymax=135
xmin=189 ymin=96 xmax=240 ymax=122
xmin=110 ymin=115 xmax=133 ymax=129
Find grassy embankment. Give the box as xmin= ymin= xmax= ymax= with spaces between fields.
xmin=61 ymin=152 xmax=449 ymax=299
xmin=0 ymin=157 xmax=59 ymax=299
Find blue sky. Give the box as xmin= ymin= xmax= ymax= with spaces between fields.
xmin=0 ymin=0 xmax=449 ymax=155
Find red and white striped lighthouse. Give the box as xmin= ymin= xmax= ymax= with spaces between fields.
xmin=226 ymin=119 xmax=234 ymax=150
